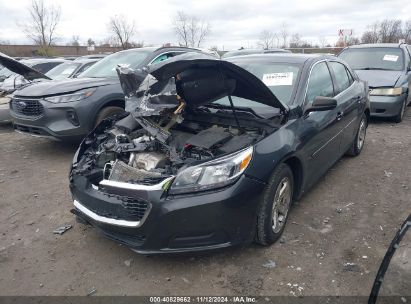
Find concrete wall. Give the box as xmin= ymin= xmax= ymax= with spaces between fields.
xmin=0 ymin=44 xmax=123 ymax=57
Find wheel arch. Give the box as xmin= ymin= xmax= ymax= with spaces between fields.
xmin=93 ymin=99 xmax=125 ymax=126
xmin=282 ymin=155 xmax=304 ymax=201
xmin=364 ymin=108 xmax=370 ymax=124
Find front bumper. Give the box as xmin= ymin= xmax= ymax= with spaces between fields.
xmin=370 ymin=94 xmax=407 ymax=117
xmin=10 ymin=97 xmax=95 ymax=141
xmin=70 ymin=174 xmax=265 ymax=254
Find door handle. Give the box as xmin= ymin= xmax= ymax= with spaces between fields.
xmin=337 ymin=112 xmax=344 ymax=121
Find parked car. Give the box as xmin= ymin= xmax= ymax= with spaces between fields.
xmin=338 ymin=43 xmax=411 ymax=122
xmin=0 ymin=57 xmax=66 ymax=85
xmin=44 ymin=58 xmax=98 ymax=80
xmin=0 ymin=56 xmax=67 ymax=122
xmin=8 ymin=47 xmax=205 ymax=140
xmin=69 ymin=53 xmax=370 ymax=254
xmin=221 ymin=48 xmax=291 ymax=58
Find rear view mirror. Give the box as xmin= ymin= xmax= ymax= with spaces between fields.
xmin=306 ymin=96 xmax=337 ymax=114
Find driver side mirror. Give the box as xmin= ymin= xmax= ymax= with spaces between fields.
xmin=305 ymin=96 xmax=337 ymax=114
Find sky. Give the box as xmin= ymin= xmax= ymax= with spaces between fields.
xmin=0 ymin=0 xmax=410 ymax=50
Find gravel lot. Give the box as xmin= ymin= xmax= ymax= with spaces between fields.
xmin=0 ymin=112 xmax=410 ymax=297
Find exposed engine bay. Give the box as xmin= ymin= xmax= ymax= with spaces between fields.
xmin=73 ymin=108 xmax=281 ymax=186
xmin=72 ymin=54 xmax=284 ymax=188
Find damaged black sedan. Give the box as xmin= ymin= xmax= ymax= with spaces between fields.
xmin=70 ymin=53 xmax=370 ymax=254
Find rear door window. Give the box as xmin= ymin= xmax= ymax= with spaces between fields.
xmin=306 ymin=62 xmax=334 ymax=103
xmin=329 ymin=62 xmax=351 ymax=94
xmin=33 ymin=62 xmax=62 ymax=74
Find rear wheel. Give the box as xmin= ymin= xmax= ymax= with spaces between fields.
xmin=346 ymin=114 xmax=367 ymax=156
xmin=255 ymin=163 xmax=294 ymax=246
xmin=94 ymin=106 xmax=125 ymax=127
xmin=393 ymin=99 xmax=406 ymax=123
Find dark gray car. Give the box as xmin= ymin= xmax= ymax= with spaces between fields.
xmin=338 ymin=43 xmax=411 ymax=122
xmin=69 ymin=53 xmax=370 ymax=253
xmin=9 ymin=47 xmax=205 ymax=141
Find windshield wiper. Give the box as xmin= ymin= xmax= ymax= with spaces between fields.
xmin=358 ymin=67 xmax=395 ymax=71
xmin=203 ymin=103 xmax=264 ymax=118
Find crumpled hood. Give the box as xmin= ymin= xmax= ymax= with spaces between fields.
xmin=0 ymin=52 xmax=51 ymax=81
xmin=148 ymin=52 xmax=287 ymax=111
xmin=354 ymin=70 xmax=403 ymax=88
xmin=14 ymin=77 xmax=118 ymax=97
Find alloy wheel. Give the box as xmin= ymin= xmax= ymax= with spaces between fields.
xmin=357 ymin=117 xmax=367 ymax=151
xmin=272 ymin=177 xmax=291 ymax=233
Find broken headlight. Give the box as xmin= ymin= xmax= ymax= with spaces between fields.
xmin=44 ymin=88 xmax=96 ymax=103
xmin=169 ymin=146 xmax=253 ymax=195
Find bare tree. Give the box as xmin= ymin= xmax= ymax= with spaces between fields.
xmin=68 ymin=35 xmax=80 ymax=47
xmin=108 ymin=15 xmax=136 ymax=49
xmin=173 ymin=11 xmax=211 ymax=47
xmin=361 ymin=22 xmax=380 ymax=43
xmin=404 ymin=20 xmax=411 ymax=44
xmin=318 ymin=36 xmax=328 ymax=48
xmin=257 ymin=30 xmax=277 ymax=49
xmin=87 ymin=38 xmax=95 ymax=46
xmin=289 ymin=33 xmax=302 ymax=48
xmin=280 ymin=22 xmax=289 ymax=48
xmin=21 ymin=0 xmax=61 ymax=49
xmin=379 ymin=19 xmax=402 ymax=43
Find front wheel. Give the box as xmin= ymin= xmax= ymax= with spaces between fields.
xmin=346 ymin=114 xmax=367 ymax=156
xmin=255 ymin=163 xmax=294 ymax=246
xmin=393 ymin=99 xmax=406 ymax=123
xmin=94 ymin=106 xmax=125 ymax=127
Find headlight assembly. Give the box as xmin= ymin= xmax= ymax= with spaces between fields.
xmin=169 ymin=146 xmax=253 ymax=195
xmin=370 ymin=87 xmax=403 ymax=96
xmin=44 ymin=88 xmax=96 ymax=103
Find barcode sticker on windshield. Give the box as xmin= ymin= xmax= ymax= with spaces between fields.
xmin=383 ymin=55 xmax=399 ymax=62
xmin=262 ymin=72 xmax=293 ymax=86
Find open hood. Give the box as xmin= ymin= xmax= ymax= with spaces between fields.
xmin=0 ymin=52 xmax=51 ymax=81
xmin=149 ymin=52 xmax=287 ymax=111
xmin=117 ymin=52 xmax=287 ymax=117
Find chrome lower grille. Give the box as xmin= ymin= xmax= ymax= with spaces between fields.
xmin=11 ymin=98 xmax=44 ymax=117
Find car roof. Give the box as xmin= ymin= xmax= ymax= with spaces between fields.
xmin=117 ymin=46 xmax=204 ymax=55
xmin=20 ymin=58 xmax=69 ymax=64
xmin=226 ymin=53 xmax=335 ymax=64
xmin=70 ymin=58 xmax=98 ymax=64
xmin=347 ymin=43 xmax=405 ymax=49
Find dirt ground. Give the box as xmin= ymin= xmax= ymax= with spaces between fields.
xmin=0 ymin=111 xmax=410 ymax=297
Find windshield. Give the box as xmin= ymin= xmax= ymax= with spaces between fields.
xmin=79 ymin=49 xmax=152 ymax=78
xmin=45 ymin=62 xmax=81 ymax=80
xmin=0 ymin=67 xmax=13 ymax=79
xmin=214 ymin=62 xmax=300 ymax=112
xmin=339 ymin=48 xmax=404 ymax=71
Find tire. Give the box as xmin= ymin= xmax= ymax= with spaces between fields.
xmin=255 ymin=163 xmax=294 ymax=246
xmin=346 ymin=113 xmax=367 ymax=156
xmin=393 ymin=99 xmax=406 ymax=123
xmin=94 ymin=106 xmax=125 ymax=127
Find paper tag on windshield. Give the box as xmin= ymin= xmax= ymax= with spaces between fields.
xmin=262 ymin=72 xmax=293 ymax=86
xmin=383 ymin=55 xmax=398 ymax=62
